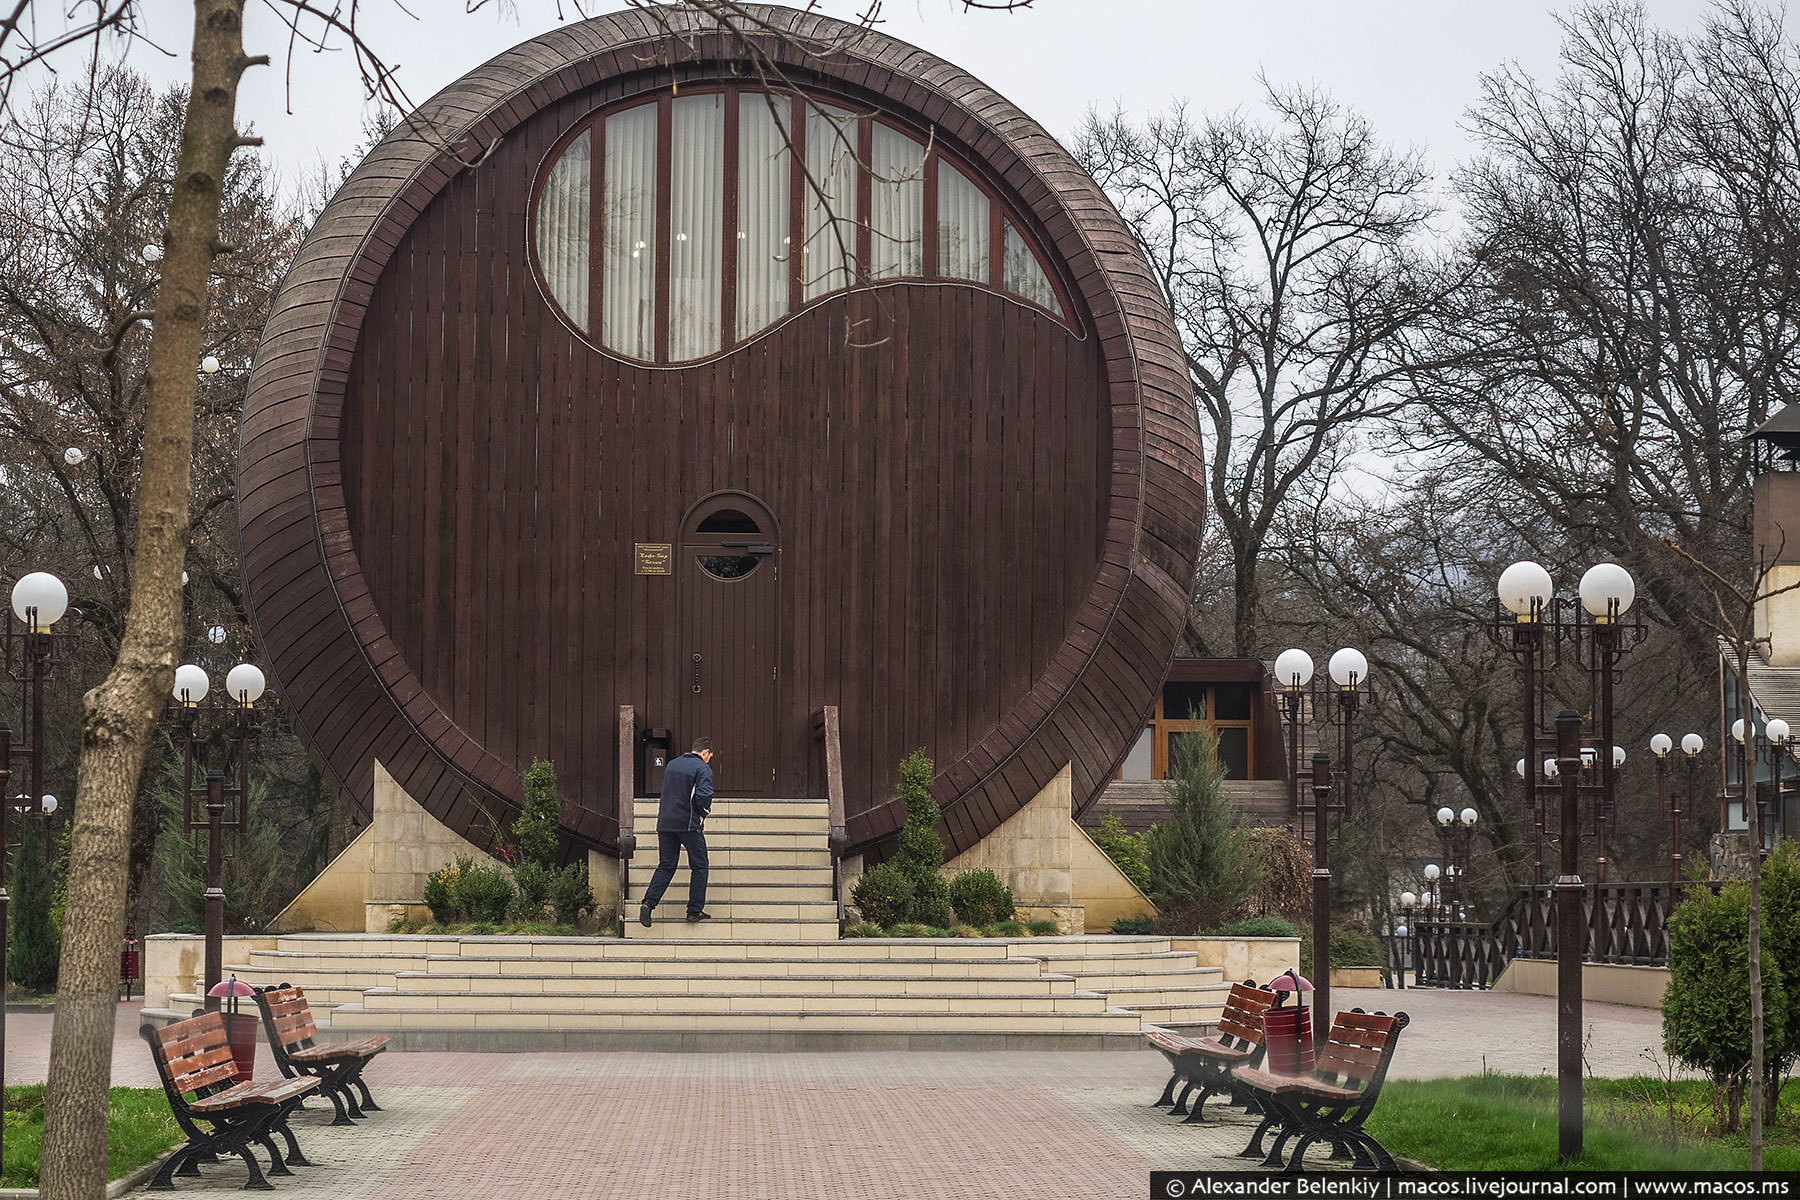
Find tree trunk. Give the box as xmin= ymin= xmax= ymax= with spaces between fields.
xmin=1232 ymin=551 xmax=1260 ymax=658
xmin=40 ymin=5 xmax=256 ymax=1197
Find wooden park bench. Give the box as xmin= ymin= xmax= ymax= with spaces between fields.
xmin=254 ymin=985 xmax=388 ymax=1125
xmin=1145 ymin=981 xmax=1276 ymax=1123
xmin=1231 ymin=1008 xmax=1411 ymax=1173
xmin=141 ymin=1012 xmax=320 ymax=1190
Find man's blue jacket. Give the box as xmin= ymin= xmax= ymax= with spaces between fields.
xmin=657 ymin=752 xmax=715 ymax=832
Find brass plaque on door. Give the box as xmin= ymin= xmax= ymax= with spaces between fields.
xmin=634 ymin=543 xmax=672 ymax=575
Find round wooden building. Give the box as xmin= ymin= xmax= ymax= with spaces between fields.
xmin=238 ymin=5 xmax=1202 ymax=865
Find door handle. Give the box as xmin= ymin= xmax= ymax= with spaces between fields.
xmin=719 ymin=540 xmax=775 ymax=555
xmin=692 ymin=652 xmax=702 ymax=694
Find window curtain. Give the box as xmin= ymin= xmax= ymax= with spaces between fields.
xmin=937 ymin=161 xmax=988 ymax=282
xmin=669 ymin=94 xmax=724 ymax=361
xmin=603 ymin=104 xmax=658 ymax=360
xmin=804 ymin=103 xmax=859 ymax=299
xmin=737 ymin=96 xmax=791 ymax=340
xmin=869 ymin=124 xmax=923 ymax=279
xmin=1003 ymin=221 xmax=1060 ymax=315
xmin=536 ymin=129 xmax=591 ymax=328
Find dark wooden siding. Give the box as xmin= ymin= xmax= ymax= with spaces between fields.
xmin=237 ymin=5 xmax=1204 ymax=860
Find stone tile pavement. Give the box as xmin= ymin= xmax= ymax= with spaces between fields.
xmin=0 ymin=988 xmax=1678 ymax=1198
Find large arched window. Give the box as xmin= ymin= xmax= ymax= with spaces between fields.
xmin=531 ymin=88 xmax=1073 ymax=363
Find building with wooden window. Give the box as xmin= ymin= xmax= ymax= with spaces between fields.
xmin=1078 ymin=658 xmax=1292 ymax=839
xmin=239 ymin=6 xmax=1202 ymax=917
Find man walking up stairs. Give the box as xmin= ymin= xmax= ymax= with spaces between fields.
xmin=639 ymin=738 xmax=715 ymax=926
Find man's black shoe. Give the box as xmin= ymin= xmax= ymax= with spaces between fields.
xmin=638 ymin=903 xmax=652 ymax=927
xmin=685 ymin=911 xmax=712 ymax=922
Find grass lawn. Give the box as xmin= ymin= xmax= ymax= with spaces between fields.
xmin=1368 ymin=1075 xmax=1800 ymax=1171
xmin=2 ymin=1085 xmax=182 ymax=1188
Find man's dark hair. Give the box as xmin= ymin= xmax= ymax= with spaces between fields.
xmin=692 ymin=737 xmax=712 ymax=753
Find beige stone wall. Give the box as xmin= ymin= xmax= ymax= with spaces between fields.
xmin=1494 ymin=957 xmax=1670 ymax=1009
xmin=947 ymin=764 xmax=1074 ymax=907
xmin=144 ymin=934 xmax=277 ymax=1010
xmin=1174 ymin=936 xmax=1301 ymax=985
xmin=270 ymin=760 xmax=504 ymax=932
xmin=1070 ymin=823 xmax=1154 ymax=931
xmin=939 ymin=762 xmax=1156 ymax=935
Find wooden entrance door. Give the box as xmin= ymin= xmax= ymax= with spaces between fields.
xmin=678 ymin=494 xmax=780 ymax=796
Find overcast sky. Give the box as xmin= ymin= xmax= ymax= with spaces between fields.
xmin=103 ymin=0 xmax=1746 ymax=197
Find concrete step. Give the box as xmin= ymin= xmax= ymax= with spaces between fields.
xmin=628 ymin=846 xmax=832 ymax=871
xmin=1065 ymin=966 xmax=1227 ymax=991
xmin=623 ymin=918 xmax=839 ymax=941
xmin=247 ymin=950 xmax=435 ymax=972
xmin=325 ymin=1003 xmax=1146 ymax=1035
xmin=630 ymin=828 xmax=830 ymax=850
xmin=394 ymin=970 xmax=1080 ymax=996
xmin=359 ymin=988 xmax=1114 ymax=1015
xmin=623 ymin=898 xmax=840 ymax=921
xmin=1005 ymin=936 xmax=1174 ymax=958
xmin=1113 ymin=1004 xmax=1222 ymax=1024
xmin=623 ymin=881 xmax=835 ymax=904
xmin=631 ymin=798 xmax=829 ymax=819
xmin=422 ymin=952 xmax=1049 ymax=979
xmin=1084 ymin=980 xmax=1232 ymax=1007
xmin=629 ymin=816 xmax=831 ymax=836
xmin=1026 ymin=951 xmax=1201 ymax=976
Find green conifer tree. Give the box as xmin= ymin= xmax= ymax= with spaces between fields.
xmin=10 ymin=822 xmax=61 ymax=993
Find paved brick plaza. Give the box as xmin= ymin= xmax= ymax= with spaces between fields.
xmin=9 ymin=988 xmax=1678 ymax=1199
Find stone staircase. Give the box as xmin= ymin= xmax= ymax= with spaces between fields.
xmin=622 ymin=797 xmax=839 ymax=940
xmin=205 ymin=933 xmax=1232 ymax=1048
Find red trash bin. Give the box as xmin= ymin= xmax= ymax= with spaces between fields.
xmin=209 ymin=978 xmax=259 ymax=1083
xmin=1263 ymin=971 xmax=1315 ymax=1075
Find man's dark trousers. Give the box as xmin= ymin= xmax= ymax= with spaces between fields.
xmin=641 ymin=829 xmax=709 ymax=915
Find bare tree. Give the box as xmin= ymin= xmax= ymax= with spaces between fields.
xmin=1417 ymin=1 xmax=1800 ymax=679
xmin=1075 ymin=88 xmax=1473 ymax=657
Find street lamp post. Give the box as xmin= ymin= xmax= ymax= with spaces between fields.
xmin=1432 ymin=806 xmax=1480 ymax=916
xmin=1554 ymin=708 xmax=1585 ymax=1162
xmin=1276 ymin=646 xmax=1371 ymax=1036
xmin=1676 ymin=734 xmax=1703 ymax=884
xmin=161 ymin=660 xmax=268 ymax=1009
xmin=0 ymin=571 xmax=80 ymax=1167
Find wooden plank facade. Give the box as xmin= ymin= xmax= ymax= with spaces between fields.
xmin=237 ymin=5 xmax=1203 ymax=862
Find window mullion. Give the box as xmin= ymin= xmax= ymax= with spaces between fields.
xmin=655 ymin=94 xmax=673 ymax=363
xmin=722 ymin=88 xmax=740 ymax=352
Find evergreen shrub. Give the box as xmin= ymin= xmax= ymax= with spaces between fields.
xmin=850 ymin=862 xmax=914 ymax=928
xmin=1143 ymin=724 xmax=1260 ymax=932
xmin=9 ymin=824 xmax=58 ymax=992
xmin=1111 ymin=914 xmax=1156 ymax=935
xmin=1209 ymin=915 xmax=1303 ymax=939
xmin=948 ymin=868 xmax=1015 ymax=926
xmin=1663 ymin=877 xmax=1789 ymax=1131
xmin=892 ymin=750 xmax=954 ymax=927
xmin=549 ymin=858 xmax=594 ymax=926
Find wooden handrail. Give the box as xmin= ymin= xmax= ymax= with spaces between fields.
xmin=812 ymin=706 xmax=848 ymax=905
xmin=617 ymin=705 xmax=636 ymax=936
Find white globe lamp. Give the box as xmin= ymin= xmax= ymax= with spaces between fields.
xmin=1273 ymin=648 xmax=1313 ymax=690
xmin=1497 ymin=560 xmax=1554 ymax=618
xmin=10 ymin=572 xmax=68 ymax=630
xmin=173 ymin=664 xmax=209 ymax=705
xmin=1578 ymin=562 xmax=1635 ymax=619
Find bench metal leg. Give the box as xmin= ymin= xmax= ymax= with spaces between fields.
xmin=1238 ymin=1107 xmax=1280 ymax=1159
xmin=149 ymin=1144 xmax=201 ymax=1190
xmin=1154 ymin=1072 xmax=1180 ymax=1107
xmin=1180 ymin=1084 xmax=1217 ymax=1124
xmin=350 ymin=1070 xmax=381 ymax=1113
xmin=1169 ymin=1082 xmax=1194 ymax=1116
